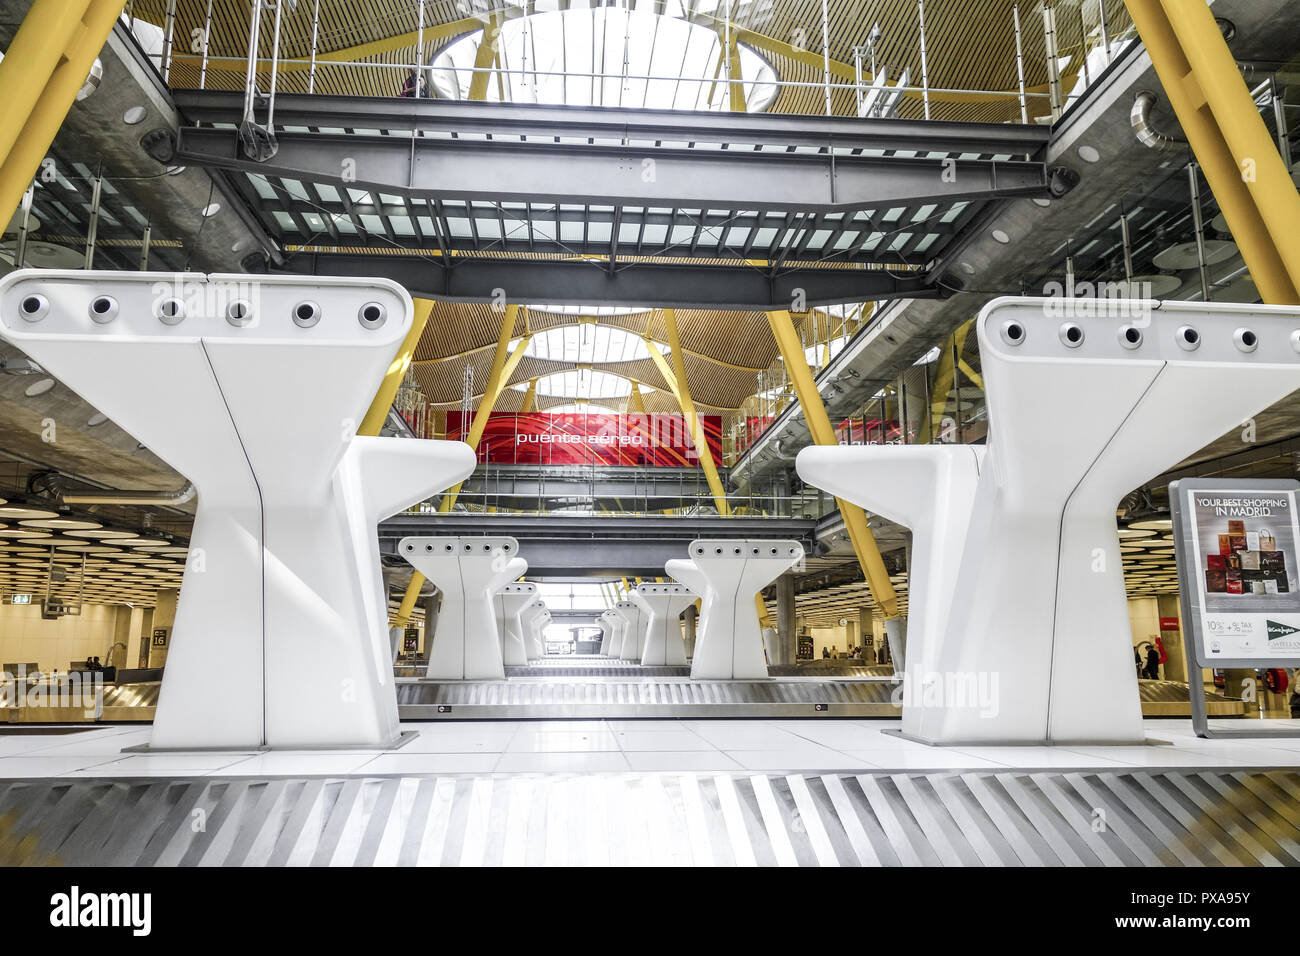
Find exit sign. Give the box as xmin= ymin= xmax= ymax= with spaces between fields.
xmin=8 ymin=594 xmax=30 ymax=605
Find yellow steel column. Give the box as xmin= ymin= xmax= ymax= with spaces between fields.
xmin=628 ymin=381 xmax=647 ymax=415
xmin=467 ymin=13 xmax=502 ymax=101
xmin=720 ymin=26 xmax=747 ymax=112
xmin=0 ymin=0 xmax=124 ymax=224
xmin=392 ymin=576 xmax=423 ymax=630
xmin=919 ymin=319 xmax=972 ymax=445
xmin=519 ymin=378 xmax=537 ymax=414
xmin=755 ymin=593 xmax=773 ymax=629
xmin=658 ymin=309 xmax=731 ymax=515
xmin=767 ymin=310 xmax=900 ymax=620
xmin=1126 ymin=0 xmax=1300 ymax=303
xmin=394 ymin=306 xmax=526 ymax=625
xmin=359 ymin=298 xmax=435 ymax=436
xmin=368 ymin=300 xmax=433 ymax=624
xmin=439 ymin=305 xmax=530 ymax=512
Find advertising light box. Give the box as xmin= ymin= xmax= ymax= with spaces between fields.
xmin=1171 ymin=478 xmax=1300 ymax=664
xmin=447 ymin=411 xmax=722 ymax=467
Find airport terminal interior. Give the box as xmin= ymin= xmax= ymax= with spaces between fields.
xmin=0 ymin=0 xmax=1297 ymax=871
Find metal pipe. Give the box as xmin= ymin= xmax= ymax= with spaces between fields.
xmin=1042 ymin=1 xmax=1062 ymax=121
xmin=1188 ymin=162 xmax=1212 ymax=302
xmin=161 ymin=0 xmax=178 ymax=83
xmin=265 ymin=0 xmax=286 ymax=129
xmin=1273 ymin=74 xmax=1293 ymax=169
xmin=1098 ymin=0 xmax=1112 ymax=67
xmin=853 ymin=45 xmax=864 ymax=116
xmin=138 ymin=222 xmax=151 ymax=271
xmin=1119 ymin=210 xmax=1133 ymax=281
xmin=416 ymin=0 xmax=425 ymax=97
xmin=83 ymin=170 xmax=101 ymax=270
xmin=1013 ymin=4 xmax=1028 ymax=124
xmin=63 ymin=482 xmax=196 ymax=506
xmin=241 ymin=1 xmax=263 ymax=127
xmin=1075 ymin=2 xmax=1092 ymax=92
xmin=917 ymin=0 xmax=931 ymax=120
xmin=821 ymin=0 xmax=831 ymax=116
xmin=14 ymin=184 xmax=33 ymax=268
xmin=1131 ymin=90 xmax=1186 ymax=149
xmin=307 ymin=0 xmax=321 ymax=94
xmin=199 ymin=0 xmax=215 ymax=89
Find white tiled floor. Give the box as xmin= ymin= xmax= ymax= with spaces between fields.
xmin=0 ymin=718 xmax=1298 ymax=777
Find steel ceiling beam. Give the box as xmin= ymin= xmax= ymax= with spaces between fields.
xmin=173 ymin=91 xmax=1051 ymax=157
xmin=264 ymin=251 xmax=941 ymax=310
xmin=176 ymin=125 xmax=1047 ymax=213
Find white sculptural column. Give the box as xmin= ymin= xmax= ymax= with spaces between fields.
xmin=799 ymin=296 xmax=1300 ymax=744
xmin=632 ymin=584 xmax=694 ymax=666
xmin=494 ymin=577 xmax=536 ymax=667
xmin=596 ymin=610 xmax=614 ymax=656
xmin=611 ymin=599 xmax=646 ymax=661
xmin=401 ymin=536 xmax=522 ymax=680
xmin=666 ymin=558 xmax=709 ymax=639
xmin=686 ymin=540 xmax=804 ymax=679
xmin=796 ymin=444 xmax=984 ymax=693
xmin=0 ymin=269 xmax=475 ymax=749
xmin=531 ymin=607 xmax=552 ymax=656
xmin=519 ymin=600 xmax=547 ymax=659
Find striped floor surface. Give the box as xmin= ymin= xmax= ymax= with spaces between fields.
xmin=0 ymin=767 xmax=1295 ymax=866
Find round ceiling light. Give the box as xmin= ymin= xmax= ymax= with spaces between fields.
xmin=24 ymin=378 xmax=55 ymax=397
xmin=119 ymin=538 xmax=172 ymax=550
xmin=1126 ymin=518 xmax=1172 ymax=532
xmin=0 ymin=506 xmax=58 ymax=521
xmin=64 ymin=528 xmax=140 ymax=539
xmin=18 ymin=518 xmax=102 ymax=530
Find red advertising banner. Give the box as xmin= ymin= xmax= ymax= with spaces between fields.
xmin=447 ymin=412 xmax=723 ymax=466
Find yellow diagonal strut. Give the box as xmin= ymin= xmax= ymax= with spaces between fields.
xmin=0 ymin=0 xmax=126 ymax=225
xmin=394 ymin=306 xmax=529 ymax=626
xmin=1125 ymin=0 xmax=1300 ymax=304
xmin=644 ymin=310 xmax=731 ymax=515
xmin=767 ymin=310 xmax=900 ymax=621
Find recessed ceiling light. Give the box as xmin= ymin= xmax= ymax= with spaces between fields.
xmin=123 ymin=106 xmax=147 ymax=125
xmin=201 ymin=203 xmax=221 ymax=217
xmin=1078 ymin=145 xmax=1101 ymax=163
xmin=959 ymin=262 xmax=976 ymax=275
xmin=991 ymin=229 xmax=1010 ymax=244
xmin=0 ymin=506 xmax=57 ymax=520
xmin=19 ymin=518 xmax=102 ymax=530
xmin=24 ymin=378 xmax=54 ymax=397
xmin=87 ymin=412 xmax=108 ymax=426
xmin=1032 ymin=198 xmax=1051 ymax=208
xmin=1127 ymin=518 xmax=1173 ymax=531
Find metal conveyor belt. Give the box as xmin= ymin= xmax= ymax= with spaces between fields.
xmin=88 ymin=677 xmax=1246 ymax=722
xmin=0 ymin=767 xmax=1294 ymax=866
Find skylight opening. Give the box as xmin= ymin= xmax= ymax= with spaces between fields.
xmin=513 ymin=369 xmax=634 ymax=399
xmin=430 ymin=7 xmax=779 ymax=112
xmin=528 ymin=305 xmax=650 ymax=317
xmin=524 ymin=325 xmax=666 ymax=364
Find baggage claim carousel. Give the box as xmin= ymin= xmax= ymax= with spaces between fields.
xmin=89 ymin=658 xmax=1247 ymax=723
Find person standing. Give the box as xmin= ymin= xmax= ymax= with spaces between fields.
xmin=1142 ymin=644 xmax=1161 ymax=680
